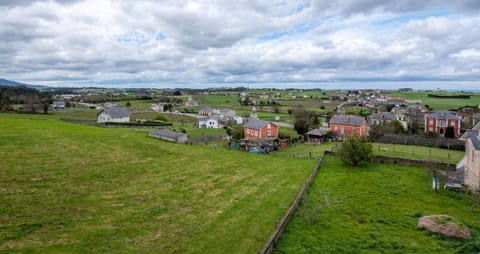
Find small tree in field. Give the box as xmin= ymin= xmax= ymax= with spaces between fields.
xmin=338 ymin=135 xmax=372 ymax=167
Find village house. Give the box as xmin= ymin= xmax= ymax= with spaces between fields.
xmin=461 ymin=130 xmax=480 ymax=190
xmin=198 ymin=115 xmax=222 ymax=128
xmin=97 ymin=107 xmax=131 ymax=123
xmin=329 ymin=115 xmax=367 ymax=138
xmin=369 ymin=112 xmax=395 ymax=126
xmin=149 ymin=129 xmax=188 ymax=144
xmin=199 ymin=106 xmax=213 ymax=116
xmin=424 ymin=110 xmax=461 ymax=137
xmin=243 ymin=119 xmax=278 ymax=139
xmin=151 ymin=103 xmax=166 ymax=112
xmin=185 ymin=96 xmax=199 ymax=107
xmin=52 ymin=101 xmax=65 ymax=110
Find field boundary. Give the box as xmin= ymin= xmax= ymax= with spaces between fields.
xmin=324 ymin=151 xmax=456 ymax=170
xmin=260 ymin=151 xmax=327 ymax=254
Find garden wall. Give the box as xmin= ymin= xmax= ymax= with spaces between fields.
xmin=374 ymin=134 xmax=464 ymax=150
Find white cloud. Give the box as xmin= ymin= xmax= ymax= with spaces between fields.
xmin=0 ymin=0 xmax=478 ymax=88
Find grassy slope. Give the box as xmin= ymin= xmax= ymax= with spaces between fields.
xmin=0 ymin=114 xmax=315 ymax=253
xmin=274 ymin=156 xmax=480 ymax=253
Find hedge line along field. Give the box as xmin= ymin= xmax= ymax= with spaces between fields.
xmin=274 ymin=156 xmax=480 ymax=253
xmin=0 ymin=113 xmax=315 ymax=253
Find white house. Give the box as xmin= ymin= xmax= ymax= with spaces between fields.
xmin=198 ymin=115 xmax=221 ymax=128
xmin=97 ymin=107 xmax=131 ymax=123
xmin=151 ymin=104 xmax=165 ymax=112
xmin=233 ymin=115 xmax=244 ymax=125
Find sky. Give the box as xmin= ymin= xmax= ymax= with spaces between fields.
xmin=0 ymin=0 xmax=479 ymax=90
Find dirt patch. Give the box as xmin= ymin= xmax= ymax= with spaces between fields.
xmin=418 ymin=215 xmax=470 ymax=239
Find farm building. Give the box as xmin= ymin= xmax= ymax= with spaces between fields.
xmin=97 ymin=107 xmax=131 ymax=123
xmin=306 ymin=128 xmax=330 ymax=144
xmin=243 ymin=119 xmax=278 ymax=140
xmin=329 ymin=115 xmax=367 ymax=138
xmin=424 ymin=110 xmax=461 ymax=137
xmin=148 ymin=130 xmax=188 ymax=144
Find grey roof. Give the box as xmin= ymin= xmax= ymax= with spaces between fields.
xmin=244 ymin=119 xmax=273 ymax=129
xmin=426 ymin=110 xmax=460 ymax=120
xmin=306 ymin=128 xmax=329 ymax=136
xmin=370 ymin=112 xmax=395 ymax=121
xmin=149 ymin=130 xmax=186 ymax=139
xmin=100 ymin=107 xmax=131 ymax=118
xmin=199 ymin=106 xmax=212 ymax=112
xmin=330 ymin=115 xmax=365 ymax=126
xmin=468 ymin=130 xmax=480 ymax=150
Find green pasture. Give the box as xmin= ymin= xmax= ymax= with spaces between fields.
xmin=386 ymin=91 xmax=480 ymax=111
xmin=0 ymin=113 xmax=315 ymax=253
xmin=274 ymin=155 xmax=480 ymax=253
xmin=271 ymin=142 xmax=463 ymax=164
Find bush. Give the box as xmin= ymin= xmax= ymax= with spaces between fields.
xmin=338 ymin=135 xmax=373 ymax=167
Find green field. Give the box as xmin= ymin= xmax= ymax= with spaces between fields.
xmin=274 ymin=155 xmax=480 ymax=253
xmin=271 ymin=142 xmax=464 ymax=164
xmin=0 ymin=113 xmax=315 ymax=253
xmin=386 ymin=91 xmax=480 ymax=111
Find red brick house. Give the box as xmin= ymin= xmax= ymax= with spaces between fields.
xmin=329 ymin=115 xmax=367 ymax=138
xmin=424 ymin=110 xmax=461 ymax=137
xmin=244 ymin=119 xmax=278 ymax=139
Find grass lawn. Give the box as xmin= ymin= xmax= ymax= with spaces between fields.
xmin=0 ymin=113 xmax=315 ymax=253
xmin=270 ymin=142 xmax=464 ymax=164
xmin=274 ymin=155 xmax=480 ymax=253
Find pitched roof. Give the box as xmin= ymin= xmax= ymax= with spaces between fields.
xmin=370 ymin=112 xmax=395 ymax=120
xmin=306 ymin=128 xmax=329 ymax=136
xmin=244 ymin=119 xmax=273 ymax=129
xmin=330 ymin=115 xmax=365 ymax=126
xmin=426 ymin=110 xmax=460 ymax=120
xmin=468 ymin=130 xmax=480 ymax=150
xmin=100 ymin=107 xmax=131 ymax=118
xmin=149 ymin=130 xmax=186 ymax=139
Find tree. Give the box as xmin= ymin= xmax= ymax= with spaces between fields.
xmin=292 ymin=106 xmax=319 ymax=135
xmin=338 ymin=135 xmax=373 ymax=167
xmin=173 ymin=90 xmax=182 ymax=96
xmin=444 ymin=126 xmax=455 ymax=138
xmin=125 ymin=101 xmax=131 ymax=107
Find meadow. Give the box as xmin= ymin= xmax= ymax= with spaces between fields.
xmin=386 ymin=91 xmax=480 ymax=111
xmin=0 ymin=113 xmax=315 ymax=253
xmin=271 ymin=142 xmax=464 ymax=164
xmin=274 ymin=156 xmax=480 ymax=253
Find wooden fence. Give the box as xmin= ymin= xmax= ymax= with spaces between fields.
xmin=260 ymin=151 xmax=327 ymax=254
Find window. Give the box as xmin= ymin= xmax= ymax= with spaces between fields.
xmin=247 ymin=129 xmax=250 ymax=134
xmin=255 ymin=131 xmax=258 ymax=136
xmin=353 ymin=128 xmax=356 ymax=133
xmin=429 ymin=119 xmax=433 ymax=125
xmin=267 ymin=130 xmax=271 ymax=136
xmin=438 ymin=120 xmax=446 ymax=127
xmin=267 ymin=124 xmax=271 ymax=129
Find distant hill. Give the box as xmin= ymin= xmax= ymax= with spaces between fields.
xmin=0 ymin=78 xmax=48 ymax=89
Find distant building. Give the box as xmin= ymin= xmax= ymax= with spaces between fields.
xmin=151 ymin=104 xmax=166 ymax=112
xmin=369 ymin=112 xmax=395 ymax=126
xmin=424 ymin=110 xmax=461 ymax=137
xmin=244 ymin=119 xmax=278 ymax=139
xmin=329 ymin=115 xmax=367 ymax=138
xmin=97 ymin=107 xmax=131 ymax=123
xmin=185 ymin=96 xmax=199 ymax=107
xmin=149 ymin=130 xmax=187 ymax=144
xmin=52 ymin=101 xmax=65 ymax=110
xmin=198 ymin=115 xmax=222 ymax=128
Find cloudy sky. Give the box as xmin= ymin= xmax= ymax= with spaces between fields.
xmin=0 ymin=0 xmax=479 ymax=89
